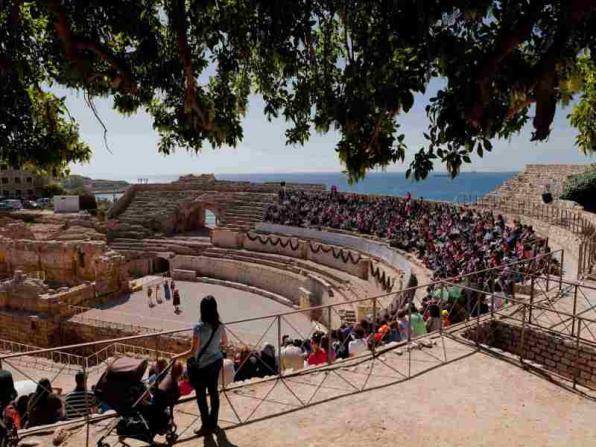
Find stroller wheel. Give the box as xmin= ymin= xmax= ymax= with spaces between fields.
xmin=165 ymin=432 xmax=178 ymax=445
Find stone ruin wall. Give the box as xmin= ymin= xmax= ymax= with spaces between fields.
xmin=0 ymin=233 xmax=131 ymax=348
xmin=463 ymin=320 xmax=596 ymax=389
xmin=0 ymin=237 xmax=128 ymax=291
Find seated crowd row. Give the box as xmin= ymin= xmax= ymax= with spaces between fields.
xmin=265 ymin=190 xmax=551 ymax=281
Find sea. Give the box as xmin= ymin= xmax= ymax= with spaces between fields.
xmin=95 ymin=171 xmax=515 ymax=203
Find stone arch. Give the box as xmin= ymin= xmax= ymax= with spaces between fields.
xmin=153 ymin=256 xmax=170 ymax=274
xmin=173 ymin=195 xmax=225 ymax=233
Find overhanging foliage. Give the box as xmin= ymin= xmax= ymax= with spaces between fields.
xmin=1 ymin=1 xmax=595 ymax=180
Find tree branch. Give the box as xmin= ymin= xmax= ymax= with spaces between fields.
xmin=171 ymin=0 xmax=212 ymax=131
xmin=467 ymin=0 xmax=596 ymax=130
xmin=48 ymin=0 xmax=137 ymax=94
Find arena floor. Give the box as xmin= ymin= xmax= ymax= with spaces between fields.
xmin=71 ymin=277 xmax=315 ymax=347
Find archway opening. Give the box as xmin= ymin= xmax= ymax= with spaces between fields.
xmin=153 ymin=257 xmax=170 ymax=274
xmin=205 ymin=208 xmax=218 ymax=228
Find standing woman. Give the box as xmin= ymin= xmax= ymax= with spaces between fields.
xmin=163 ymin=280 xmax=171 ymax=301
xmin=146 ymin=285 xmax=154 ymax=307
xmin=155 ymin=283 xmax=162 ymax=304
xmin=177 ymin=295 xmax=228 ymax=436
xmin=172 ymin=288 xmax=181 ymax=314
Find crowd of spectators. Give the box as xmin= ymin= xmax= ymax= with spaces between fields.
xmin=0 ymin=372 xmax=98 ymax=431
xmin=0 ymin=191 xmax=556 ymax=433
xmin=265 ymin=190 xmax=551 ymax=282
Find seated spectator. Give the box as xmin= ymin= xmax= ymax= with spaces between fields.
xmin=441 ymin=309 xmax=451 ymax=327
xmin=333 ymin=329 xmax=350 ymax=359
xmin=259 ymin=343 xmax=278 ymax=376
xmin=408 ymin=303 xmax=427 ymax=337
xmin=0 ymin=370 xmax=20 ymax=429
xmin=147 ymin=358 xmax=168 ymax=385
xmin=373 ymin=321 xmax=390 ymax=344
xmin=26 ymin=378 xmax=64 ymax=428
xmin=396 ymin=310 xmax=410 ymax=340
xmin=178 ymin=369 xmax=193 ymax=397
xmin=306 ymin=333 xmax=327 ymax=366
xmin=234 ymin=347 xmax=259 ymax=381
xmin=348 ymin=327 xmax=368 ymax=357
xmin=425 ymin=304 xmax=443 ymax=332
xmin=14 ymin=395 xmax=29 ymax=428
xmin=492 ymin=281 xmax=506 ymax=309
xmin=281 ymin=339 xmax=305 ymax=371
xmin=320 ymin=335 xmax=336 ymax=363
xmin=387 ymin=321 xmax=401 ymax=343
xmin=0 ymin=370 xmax=17 ymax=412
xmin=64 ymin=371 xmax=97 ymax=419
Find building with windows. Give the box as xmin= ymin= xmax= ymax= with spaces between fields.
xmin=0 ymin=164 xmax=48 ymax=199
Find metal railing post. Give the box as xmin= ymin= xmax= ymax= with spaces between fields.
xmin=490 ymin=279 xmax=495 ymax=318
xmin=573 ymin=319 xmax=582 ymax=390
xmin=528 ymin=275 xmax=535 ymax=325
xmin=277 ymin=315 xmax=282 ymax=375
xmin=577 ymin=243 xmax=584 ymax=279
xmin=559 ymin=250 xmax=564 ymax=291
xmin=371 ymin=298 xmax=377 ymax=358
xmin=571 ymin=285 xmax=578 ymax=338
xmin=407 ymin=299 xmax=412 ymax=377
xmin=327 ymin=306 xmax=332 ymax=364
xmin=84 ymin=357 xmax=91 ymax=447
xmin=475 ymin=292 xmax=481 ymax=347
xmin=545 ymin=255 xmax=551 ymax=291
xmin=519 ymin=304 xmax=527 ymax=364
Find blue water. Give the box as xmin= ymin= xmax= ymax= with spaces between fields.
xmin=217 ymin=172 xmax=515 ymax=202
xmin=96 ymin=172 xmax=515 ymax=203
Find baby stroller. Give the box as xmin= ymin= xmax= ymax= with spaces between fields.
xmin=94 ymin=358 xmax=179 ymax=447
xmin=0 ymin=370 xmax=19 ymax=447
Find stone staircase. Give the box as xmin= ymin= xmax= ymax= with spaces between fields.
xmin=482 ymin=164 xmax=593 ymax=205
xmin=108 ymin=190 xmax=276 ymax=239
xmin=219 ymin=193 xmax=275 ymax=231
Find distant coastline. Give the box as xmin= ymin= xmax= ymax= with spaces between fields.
xmin=92 ymin=171 xmax=516 ymax=203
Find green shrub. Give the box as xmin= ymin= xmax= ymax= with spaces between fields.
xmin=42 ymin=183 xmax=66 ymax=197
xmin=560 ymin=169 xmax=596 ymax=210
xmin=78 ymin=191 xmax=97 ymax=210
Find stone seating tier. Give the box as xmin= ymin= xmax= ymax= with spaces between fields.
xmin=109 ymin=237 xmax=212 ymax=256
xmin=483 ymin=164 xmax=593 ymax=206
xmin=202 ymin=247 xmax=354 ymax=288
xmin=181 ymin=248 xmax=370 ymax=303
xmin=111 ymin=190 xmax=278 ymax=239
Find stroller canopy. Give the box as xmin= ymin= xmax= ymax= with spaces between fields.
xmin=95 ymin=358 xmax=148 ymax=414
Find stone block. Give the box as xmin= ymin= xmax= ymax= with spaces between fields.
xmin=171 ymin=269 xmax=197 ymax=281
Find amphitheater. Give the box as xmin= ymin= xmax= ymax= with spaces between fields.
xmin=0 ymin=166 xmax=595 ymax=447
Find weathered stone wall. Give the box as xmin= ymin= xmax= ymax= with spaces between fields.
xmin=464 ymin=320 xmax=596 ymax=388
xmin=0 ymin=311 xmax=59 ymax=347
xmin=59 ymin=320 xmax=189 ymax=357
xmin=170 ymin=255 xmax=337 ymax=306
xmin=0 ymin=237 xmax=128 ymax=293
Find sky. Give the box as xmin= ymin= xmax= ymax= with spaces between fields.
xmin=61 ymin=79 xmax=594 ymax=180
